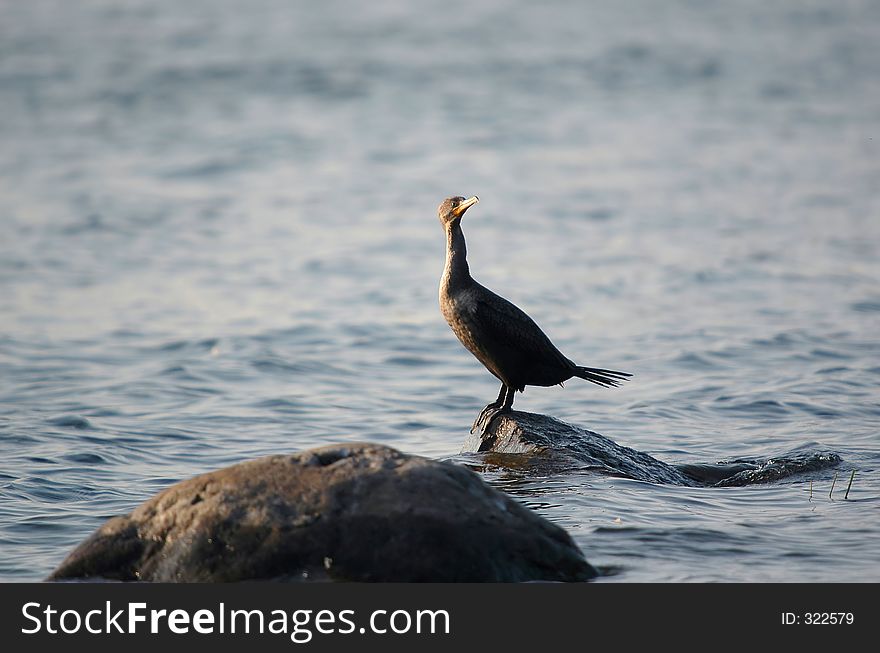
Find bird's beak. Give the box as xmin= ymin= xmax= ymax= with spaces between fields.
xmin=453 ymin=196 xmax=479 ymax=217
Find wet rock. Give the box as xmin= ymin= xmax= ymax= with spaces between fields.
xmin=463 ymin=411 xmax=698 ymax=486
xmin=464 ymin=412 xmax=843 ymax=488
xmin=698 ymin=448 xmax=843 ymax=487
xmin=49 ymin=442 xmax=596 ymax=582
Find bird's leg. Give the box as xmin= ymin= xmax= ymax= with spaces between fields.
xmin=471 ymin=383 xmax=507 ymax=434
xmin=478 ymin=385 xmax=516 ymax=435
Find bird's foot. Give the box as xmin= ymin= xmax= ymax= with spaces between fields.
xmin=471 ymin=402 xmax=501 ymax=434
xmin=473 ymin=406 xmax=511 ymax=436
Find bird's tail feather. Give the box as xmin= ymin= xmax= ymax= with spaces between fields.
xmin=574 ymin=366 xmax=632 ymax=388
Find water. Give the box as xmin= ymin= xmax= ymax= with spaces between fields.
xmin=1 ymin=0 xmax=879 ymax=582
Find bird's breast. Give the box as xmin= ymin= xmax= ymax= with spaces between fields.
xmin=440 ymin=289 xmax=490 ymax=358
xmin=440 ymin=286 xmax=476 ymax=324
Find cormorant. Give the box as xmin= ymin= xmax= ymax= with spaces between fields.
xmin=437 ymin=196 xmax=631 ymax=434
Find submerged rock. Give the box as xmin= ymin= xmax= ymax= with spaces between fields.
xmin=49 ymin=442 xmax=596 ymax=582
xmin=463 ymin=410 xmax=698 ymax=486
xmin=698 ymin=448 xmax=843 ymax=487
xmin=463 ymin=411 xmax=843 ymax=488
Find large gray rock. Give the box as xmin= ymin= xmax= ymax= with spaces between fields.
xmin=49 ymin=442 xmax=596 ymax=582
xmin=463 ymin=411 xmax=698 ymax=486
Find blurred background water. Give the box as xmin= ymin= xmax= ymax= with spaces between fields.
xmin=1 ymin=0 xmax=878 ymax=582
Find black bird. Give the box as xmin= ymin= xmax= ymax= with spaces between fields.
xmin=437 ymin=196 xmax=631 ymax=434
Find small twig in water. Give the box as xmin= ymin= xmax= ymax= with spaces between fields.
xmin=829 ymin=472 xmax=838 ymax=500
xmin=844 ymin=470 xmax=856 ymax=500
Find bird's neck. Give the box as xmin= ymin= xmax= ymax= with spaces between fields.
xmin=442 ymin=221 xmax=471 ymax=292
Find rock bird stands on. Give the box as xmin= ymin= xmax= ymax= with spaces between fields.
xmin=437 ymin=196 xmax=631 ymax=434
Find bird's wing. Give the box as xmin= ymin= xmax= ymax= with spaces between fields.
xmin=469 ymin=285 xmax=572 ymax=368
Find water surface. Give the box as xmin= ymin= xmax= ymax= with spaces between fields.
xmin=1 ymin=0 xmax=879 ymax=582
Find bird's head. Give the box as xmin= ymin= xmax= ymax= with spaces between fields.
xmin=437 ymin=196 xmax=479 ymax=228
